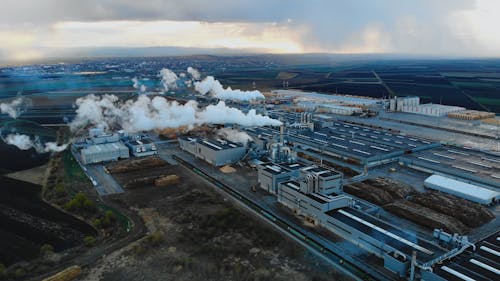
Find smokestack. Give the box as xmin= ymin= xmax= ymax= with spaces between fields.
xmin=280 ymin=125 xmax=284 ymax=145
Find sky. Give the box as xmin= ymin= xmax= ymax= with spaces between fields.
xmin=0 ymin=0 xmax=499 ymax=62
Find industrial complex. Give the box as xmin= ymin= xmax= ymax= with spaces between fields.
xmin=70 ymin=89 xmax=499 ymax=281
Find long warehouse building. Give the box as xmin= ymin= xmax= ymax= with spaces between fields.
xmin=424 ymin=175 xmax=499 ymax=205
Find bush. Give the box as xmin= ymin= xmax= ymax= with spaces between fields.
xmin=40 ymin=244 xmax=54 ymax=256
xmin=64 ymin=192 xmax=95 ymax=214
xmin=92 ymin=218 xmax=102 ymax=229
xmin=147 ymin=231 xmax=164 ymax=246
xmin=54 ymin=183 xmax=67 ymax=198
xmin=0 ymin=263 xmax=6 ymax=278
xmin=84 ymin=236 xmax=96 ymax=247
xmin=14 ymin=268 xmax=25 ymax=279
xmin=103 ymin=210 xmax=116 ymax=226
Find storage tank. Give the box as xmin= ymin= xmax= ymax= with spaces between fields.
xmin=389 ymin=99 xmax=396 ymax=111
xmin=396 ymin=99 xmax=404 ymax=111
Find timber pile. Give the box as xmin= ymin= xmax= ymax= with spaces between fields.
xmin=343 ymin=182 xmax=394 ymax=205
xmin=344 ymin=177 xmax=494 ymax=233
xmin=410 ymin=191 xmax=494 ymax=227
xmin=124 ymin=176 xmax=158 ymax=189
xmin=363 ymin=177 xmax=413 ymax=199
xmin=106 ymin=156 xmax=167 ymax=174
xmin=154 ymin=175 xmax=180 ymax=187
xmin=385 ymin=201 xmax=469 ymax=234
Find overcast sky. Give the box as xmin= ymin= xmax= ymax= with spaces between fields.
xmin=1 ymin=0 xmax=499 ymax=62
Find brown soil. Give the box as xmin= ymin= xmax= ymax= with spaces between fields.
xmin=79 ymin=164 xmax=352 ymax=281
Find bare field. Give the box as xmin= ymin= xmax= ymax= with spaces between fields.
xmin=79 ymin=164 xmax=351 ymax=281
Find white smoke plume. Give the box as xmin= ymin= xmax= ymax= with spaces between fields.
xmin=70 ymin=94 xmax=281 ymax=132
xmin=132 ymin=77 xmax=140 ymax=88
xmin=3 ymin=133 xmax=68 ymax=153
xmin=194 ymin=76 xmax=264 ymax=101
xmin=159 ymin=68 xmax=179 ymax=92
xmin=0 ymin=97 xmax=30 ymax=118
xmin=131 ymin=77 xmax=147 ymax=93
xmin=216 ymin=128 xmax=253 ymax=145
xmin=43 ymin=141 xmax=69 ymax=152
xmin=4 ymin=134 xmax=33 ymax=150
xmin=187 ymin=67 xmax=201 ymax=80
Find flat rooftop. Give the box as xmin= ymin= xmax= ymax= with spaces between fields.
xmin=432 ymin=231 xmax=499 ymax=281
xmin=272 ymin=89 xmax=380 ymax=106
xmin=180 ymin=136 xmax=244 ymax=151
xmin=402 ymin=146 xmax=500 ymax=188
xmin=81 ymin=142 xmax=128 ymax=153
xmin=128 ymin=138 xmax=153 ymax=146
xmin=281 ymin=180 xmax=334 ymax=204
xmin=326 ymin=208 xmax=443 ymax=260
xmin=302 ymin=166 xmax=342 ymax=178
xmin=260 ymin=162 xmax=308 ymax=175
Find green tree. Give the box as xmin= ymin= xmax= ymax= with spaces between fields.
xmin=14 ymin=268 xmax=25 ymax=279
xmin=84 ymin=236 xmax=96 ymax=247
xmin=40 ymin=244 xmax=54 ymax=257
xmin=102 ymin=210 xmax=116 ymax=227
xmin=64 ymin=192 xmax=95 ymax=214
xmin=0 ymin=263 xmax=6 ymax=278
xmin=92 ymin=218 xmax=102 ymax=229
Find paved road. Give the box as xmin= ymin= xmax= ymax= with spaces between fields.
xmin=86 ymin=164 xmax=124 ymax=196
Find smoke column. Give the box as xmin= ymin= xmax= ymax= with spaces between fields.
xmin=3 ymin=133 xmax=68 ymax=153
xmin=159 ymin=68 xmax=179 ymax=92
xmin=70 ymin=94 xmax=281 ymax=132
xmin=216 ymin=128 xmax=253 ymax=145
xmin=131 ymin=77 xmax=147 ymax=93
xmin=194 ymin=76 xmax=264 ymax=101
xmin=187 ymin=67 xmax=201 ymax=80
xmin=0 ymin=97 xmax=30 ymax=118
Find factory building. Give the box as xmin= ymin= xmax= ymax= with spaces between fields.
xmin=424 ymin=175 xmax=499 ymax=205
xmin=421 ymin=231 xmax=499 ymax=281
xmin=85 ymin=130 xmax=120 ymax=145
xmin=322 ymin=208 xmax=442 ymax=265
xmin=272 ymin=89 xmax=380 ymax=107
xmin=81 ymin=142 xmax=129 ymax=165
xmin=297 ymin=101 xmax=363 ymax=116
xmin=179 ymin=137 xmax=246 ymax=166
xmin=257 ymin=162 xmax=307 ymax=194
xmin=299 ymin=166 xmax=343 ymax=195
xmin=278 ymin=180 xmax=352 ymax=224
xmin=317 ymin=104 xmax=363 ymax=115
xmin=389 ymin=96 xmax=466 ymax=116
xmin=124 ymin=135 xmax=158 ymax=157
xmin=401 ymin=103 xmax=466 ymax=117
xmin=257 ymin=160 xmax=343 ymax=195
